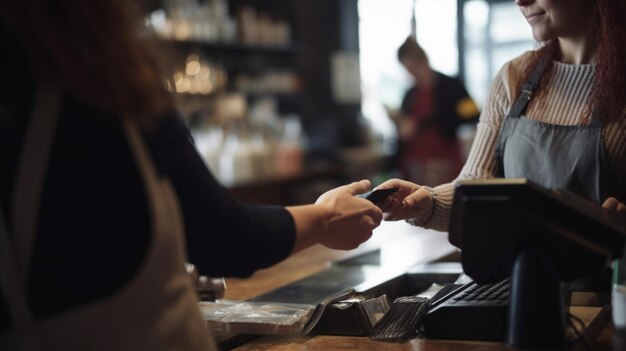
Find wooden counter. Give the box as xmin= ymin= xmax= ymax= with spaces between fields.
xmin=222 ymin=221 xmax=619 ymax=350
xmin=224 ymin=221 xmax=460 ymax=301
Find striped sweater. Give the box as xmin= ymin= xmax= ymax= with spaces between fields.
xmin=409 ymin=51 xmax=626 ymax=232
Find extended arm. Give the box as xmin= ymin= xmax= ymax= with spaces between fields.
xmin=147 ymin=115 xmax=382 ymax=277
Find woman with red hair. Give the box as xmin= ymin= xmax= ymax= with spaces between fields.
xmin=380 ymin=0 xmax=626 ymax=232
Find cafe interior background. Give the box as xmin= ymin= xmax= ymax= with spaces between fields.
xmin=141 ymin=0 xmax=535 ymax=206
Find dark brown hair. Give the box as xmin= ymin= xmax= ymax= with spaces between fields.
xmin=397 ymin=36 xmax=429 ymax=64
xmin=514 ymin=0 xmax=626 ymax=122
xmin=0 ymin=0 xmax=173 ymax=125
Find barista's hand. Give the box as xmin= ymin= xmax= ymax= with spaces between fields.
xmin=375 ymin=179 xmax=433 ymax=221
xmin=315 ymin=180 xmax=383 ymax=250
xmin=602 ymin=197 xmax=626 ymax=224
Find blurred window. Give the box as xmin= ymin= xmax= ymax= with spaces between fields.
xmin=463 ymin=0 xmax=534 ymax=105
xmin=415 ymin=0 xmax=458 ymax=76
xmin=358 ymin=0 xmax=535 ymax=140
xmin=358 ymin=0 xmax=414 ymax=141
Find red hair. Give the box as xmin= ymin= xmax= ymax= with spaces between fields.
xmin=0 ymin=0 xmax=173 ymax=125
xmin=514 ymin=0 xmax=626 ymax=122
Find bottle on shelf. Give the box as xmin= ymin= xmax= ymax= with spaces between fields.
xmin=274 ymin=115 xmax=304 ymax=177
xmin=146 ymin=0 xmax=292 ymax=47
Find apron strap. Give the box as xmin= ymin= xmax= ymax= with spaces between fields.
xmin=0 ymin=204 xmax=43 ymax=350
xmin=0 ymin=83 xmax=61 ymax=350
xmin=507 ymin=57 xmax=549 ymax=119
xmin=495 ymin=57 xmax=550 ymax=177
xmin=12 ymin=84 xmax=61 ymax=285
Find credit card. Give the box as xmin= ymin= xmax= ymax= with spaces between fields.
xmin=359 ymin=187 xmax=400 ymax=205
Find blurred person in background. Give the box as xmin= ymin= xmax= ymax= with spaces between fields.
xmin=0 ymin=1 xmax=382 ymax=349
xmin=389 ymin=36 xmax=479 ymax=186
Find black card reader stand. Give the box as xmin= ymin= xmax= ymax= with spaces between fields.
xmin=447 ymin=179 xmax=626 ymax=349
xmin=506 ymin=246 xmax=566 ymax=350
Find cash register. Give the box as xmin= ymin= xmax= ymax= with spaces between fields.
xmin=422 ymin=178 xmax=626 ymax=349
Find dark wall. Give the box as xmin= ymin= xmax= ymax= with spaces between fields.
xmin=292 ymin=0 xmax=364 ymax=152
xmin=215 ymin=0 xmax=363 ymax=151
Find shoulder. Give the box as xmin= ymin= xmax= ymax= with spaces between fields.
xmin=141 ymin=111 xmax=194 ymax=175
xmin=434 ymin=71 xmax=462 ymax=88
xmin=434 ymin=71 xmax=455 ymax=82
xmin=477 ymin=51 xmax=536 ymax=126
xmin=433 ymin=72 xmax=468 ymax=101
xmin=498 ymin=51 xmax=536 ymax=88
xmin=146 ymin=111 xmax=191 ymax=142
xmin=488 ymin=51 xmax=535 ymax=104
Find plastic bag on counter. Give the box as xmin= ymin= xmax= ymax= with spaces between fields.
xmin=199 ymin=300 xmax=316 ymax=335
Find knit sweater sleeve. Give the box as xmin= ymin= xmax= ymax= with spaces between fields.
xmin=408 ymin=56 xmax=523 ymax=232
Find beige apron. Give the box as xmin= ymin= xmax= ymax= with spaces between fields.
xmin=0 ymin=84 xmax=217 ymax=350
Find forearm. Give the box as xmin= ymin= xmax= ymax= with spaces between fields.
xmin=285 ymin=204 xmax=331 ymax=254
xmin=147 ymin=114 xmax=296 ymax=277
xmin=414 ymin=110 xmax=504 ymax=231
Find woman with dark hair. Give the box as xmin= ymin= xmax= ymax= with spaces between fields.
xmin=392 ymin=36 xmax=479 ymax=186
xmin=0 ymin=1 xmax=382 ymax=349
xmin=380 ymin=0 xmax=626 ymax=230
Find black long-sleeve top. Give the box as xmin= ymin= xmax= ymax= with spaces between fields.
xmin=0 ymin=93 xmax=296 ymax=331
xmin=400 ymin=71 xmax=479 ymax=140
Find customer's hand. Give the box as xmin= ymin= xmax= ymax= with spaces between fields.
xmin=374 ymin=178 xmax=433 ymax=221
xmin=315 ymin=180 xmax=383 ymax=250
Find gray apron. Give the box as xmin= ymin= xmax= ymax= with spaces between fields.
xmin=494 ymin=61 xmax=617 ymax=289
xmin=495 ymin=60 xmax=616 ymax=204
